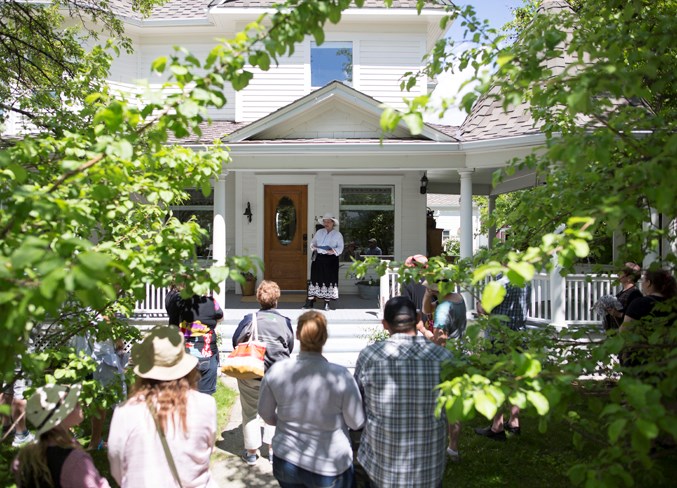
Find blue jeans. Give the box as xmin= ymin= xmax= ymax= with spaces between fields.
xmin=273 ymin=456 xmax=354 ymax=488
xmin=197 ymin=354 xmax=219 ymax=395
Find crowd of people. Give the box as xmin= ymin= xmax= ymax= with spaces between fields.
xmin=3 ymin=262 xmax=675 ymax=487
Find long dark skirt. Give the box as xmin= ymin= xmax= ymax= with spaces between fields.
xmin=308 ymin=254 xmax=339 ymax=300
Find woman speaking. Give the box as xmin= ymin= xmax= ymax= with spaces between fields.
xmin=304 ymin=213 xmax=344 ymax=311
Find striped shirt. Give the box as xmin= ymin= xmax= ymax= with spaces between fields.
xmin=354 ymin=334 xmax=452 ymax=488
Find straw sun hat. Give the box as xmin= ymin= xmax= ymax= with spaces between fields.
xmin=132 ymin=326 xmax=198 ymax=381
xmin=26 ymin=383 xmax=82 ymax=436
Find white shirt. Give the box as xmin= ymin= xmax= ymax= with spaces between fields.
xmin=108 ymin=390 xmax=217 ymax=488
xmin=311 ymin=228 xmax=344 ymax=256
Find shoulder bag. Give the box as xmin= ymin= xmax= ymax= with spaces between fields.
xmin=221 ymin=312 xmax=266 ymax=379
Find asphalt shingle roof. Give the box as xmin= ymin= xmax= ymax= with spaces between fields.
xmin=460 ymin=0 xmax=575 ymax=141
xmin=109 ymin=0 xmax=450 ymax=21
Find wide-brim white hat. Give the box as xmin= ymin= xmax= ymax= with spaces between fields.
xmin=132 ymin=326 xmax=198 ymax=381
xmin=26 ymin=383 xmax=82 ymax=436
xmin=318 ymin=213 xmax=339 ymax=225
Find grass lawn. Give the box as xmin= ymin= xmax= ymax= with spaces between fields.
xmin=444 ymin=413 xmax=677 ymax=488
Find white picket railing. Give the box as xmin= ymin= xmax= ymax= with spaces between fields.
xmin=381 ymin=269 xmax=619 ymax=326
xmin=134 ymin=272 xmax=619 ymax=326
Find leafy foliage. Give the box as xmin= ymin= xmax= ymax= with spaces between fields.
xmin=376 ymin=0 xmax=677 ymax=485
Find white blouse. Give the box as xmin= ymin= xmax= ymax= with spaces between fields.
xmin=311 ymin=228 xmax=344 ymax=256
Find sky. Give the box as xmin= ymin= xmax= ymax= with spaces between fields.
xmin=426 ymin=0 xmax=524 ymax=125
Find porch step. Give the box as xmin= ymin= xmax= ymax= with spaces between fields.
xmin=218 ymin=319 xmax=381 ymax=371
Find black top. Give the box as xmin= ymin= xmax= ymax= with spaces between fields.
xmin=166 ymin=291 xmax=224 ymax=357
xmin=402 ymin=279 xmax=429 ymax=323
xmin=604 ymin=286 xmax=643 ymax=330
xmin=22 ymin=446 xmax=73 ymax=488
xmin=625 ymin=295 xmax=672 ymax=323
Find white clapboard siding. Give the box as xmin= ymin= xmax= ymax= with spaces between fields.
xmin=359 ymin=38 xmax=426 ymax=108
xmin=239 ymin=47 xmax=307 ymax=121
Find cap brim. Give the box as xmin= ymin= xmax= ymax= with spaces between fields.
xmin=134 ymin=353 xmax=198 ymax=381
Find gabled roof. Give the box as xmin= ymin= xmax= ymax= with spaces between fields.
xmin=226 ymin=81 xmax=459 ymax=143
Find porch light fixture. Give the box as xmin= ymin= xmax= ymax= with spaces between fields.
xmin=243 ymin=202 xmax=253 ymax=223
xmin=420 ymin=172 xmax=429 ymax=195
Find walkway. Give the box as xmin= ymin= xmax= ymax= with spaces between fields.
xmin=211 ymin=375 xmax=276 ymax=487
xmin=211 ymin=294 xmax=381 ymax=485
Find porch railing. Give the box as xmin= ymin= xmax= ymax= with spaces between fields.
xmin=134 ymin=272 xmax=619 ymax=326
xmin=381 ymin=269 xmax=619 ymax=326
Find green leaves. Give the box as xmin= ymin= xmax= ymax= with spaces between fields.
xmin=481 ymin=280 xmax=506 ymax=314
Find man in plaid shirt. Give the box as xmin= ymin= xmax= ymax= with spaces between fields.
xmin=354 ymin=296 xmax=452 ymax=487
xmin=475 ymin=274 xmax=531 ymax=441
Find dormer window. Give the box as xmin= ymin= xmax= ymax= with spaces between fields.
xmin=311 ymin=41 xmax=353 ymax=88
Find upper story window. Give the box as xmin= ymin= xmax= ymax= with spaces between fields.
xmin=311 ymin=41 xmax=353 ymax=88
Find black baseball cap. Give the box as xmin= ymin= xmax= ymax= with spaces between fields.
xmin=383 ymin=296 xmax=417 ymax=326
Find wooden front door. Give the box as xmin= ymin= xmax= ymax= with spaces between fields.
xmin=264 ymin=185 xmax=308 ymax=290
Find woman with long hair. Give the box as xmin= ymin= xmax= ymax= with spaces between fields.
xmin=108 ymin=327 xmax=217 ymax=487
xmin=258 ymin=311 xmax=365 ymax=487
xmin=623 ymin=268 xmax=677 ymax=325
xmin=231 ymin=280 xmax=294 ymax=466
xmin=13 ymin=383 xmax=110 ymax=487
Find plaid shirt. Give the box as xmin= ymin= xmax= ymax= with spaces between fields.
xmin=491 ymin=276 xmax=531 ymax=330
xmin=354 ymin=334 xmax=452 ymax=488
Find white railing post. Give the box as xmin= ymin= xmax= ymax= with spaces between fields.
xmin=550 ymin=267 xmax=567 ymax=327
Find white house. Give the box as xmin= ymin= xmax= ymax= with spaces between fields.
xmin=89 ymin=0 xmax=550 ymax=305
xmin=4 ymin=0 xmax=556 ymax=307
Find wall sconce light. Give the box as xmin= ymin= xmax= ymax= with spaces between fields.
xmin=243 ymin=202 xmax=253 ymax=223
xmin=420 ymin=172 xmax=429 ymax=195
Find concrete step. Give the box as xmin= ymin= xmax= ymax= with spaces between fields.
xmin=217 ymin=320 xmax=381 ymax=371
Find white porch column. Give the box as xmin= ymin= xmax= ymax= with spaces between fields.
xmin=488 ymin=194 xmax=497 ymax=249
xmin=550 ymin=266 xmax=566 ymax=328
xmin=643 ymin=207 xmax=660 ymax=268
xmin=458 ymin=169 xmax=474 ymax=309
xmin=458 ymin=169 xmax=474 ymax=259
xmin=213 ymin=172 xmax=228 ymax=307
xmin=612 ymin=230 xmax=625 ymax=263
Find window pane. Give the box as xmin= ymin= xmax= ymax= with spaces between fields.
xmin=171 ymin=210 xmax=213 ymax=259
xmin=339 ymin=210 xmax=394 ymax=256
xmin=339 ymin=185 xmax=395 ymax=256
xmin=340 ymin=186 xmax=393 ymax=206
xmin=311 ymin=42 xmax=353 ymax=87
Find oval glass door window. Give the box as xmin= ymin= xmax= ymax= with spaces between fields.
xmin=275 ymin=196 xmax=296 ymax=245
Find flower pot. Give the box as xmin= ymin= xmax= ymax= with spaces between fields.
xmin=241 ymin=279 xmax=256 ymax=296
xmin=357 ymin=283 xmax=380 ymax=300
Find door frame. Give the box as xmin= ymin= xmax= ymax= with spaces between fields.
xmin=235 ymin=173 xmax=316 ymax=284
xmin=262 ymin=184 xmax=308 ymax=290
